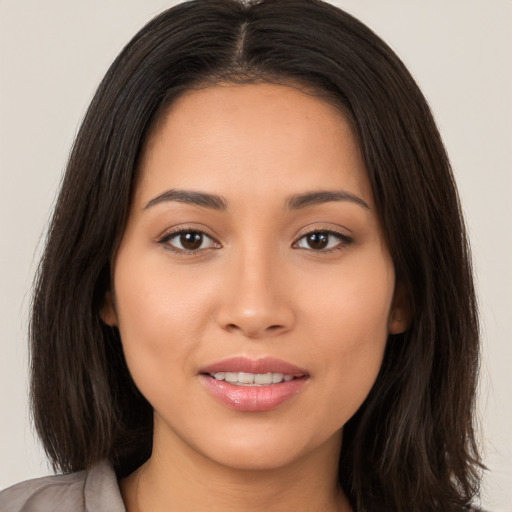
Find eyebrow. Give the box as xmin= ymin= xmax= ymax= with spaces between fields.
xmin=285 ymin=190 xmax=370 ymax=210
xmin=144 ymin=188 xmax=369 ymax=212
xmin=144 ymin=189 xmax=227 ymax=211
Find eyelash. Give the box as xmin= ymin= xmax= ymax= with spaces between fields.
xmin=293 ymin=230 xmax=353 ymax=253
xmin=157 ymin=228 xmax=219 ymax=255
xmin=156 ymin=228 xmax=353 ymax=255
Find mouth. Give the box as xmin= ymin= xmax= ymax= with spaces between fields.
xmin=199 ymin=357 xmax=309 ymax=412
xmin=208 ymin=371 xmax=297 ymax=386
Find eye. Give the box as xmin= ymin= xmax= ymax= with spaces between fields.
xmin=294 ymin=230 xmax=351 ymax=251
xmin=158 ymin=229 xmax=218 ymax=253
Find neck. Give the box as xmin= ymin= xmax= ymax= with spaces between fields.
xmin=120 ymin=425 xmax=351 ymax=512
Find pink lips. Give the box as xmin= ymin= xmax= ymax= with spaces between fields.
xmin=200 ymin=357 xmax=309 ymax=412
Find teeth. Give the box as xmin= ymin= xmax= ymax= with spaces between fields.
xmin=254 ymin=373 xmax=272 ymax=385
xmin=225 ymin=372 xmax=238 ymax=383
xmin=272 ymin=372 xmax=284 ymax=383
xmin=238 ymin=372 xmax=254 ymax=384
xmin=211 ymin=371 xmax=296 ymax=386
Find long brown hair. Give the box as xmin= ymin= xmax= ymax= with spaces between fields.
xmin=30 ymin=1 xmax=482 ymax=510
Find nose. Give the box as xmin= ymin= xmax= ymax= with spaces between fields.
xmin=216 ymin=248 xmax=295 ymax=339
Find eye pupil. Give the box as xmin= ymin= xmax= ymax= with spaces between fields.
xmin=180 ymin=232 xmax=203 ymax=250
xmin=307 ymin=232 xmax=329 ymax=250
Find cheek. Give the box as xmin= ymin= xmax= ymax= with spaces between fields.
xmin=302 ymin=255 xmax=393 ymax=417
xmin=115 ymin=248 xmax=215 ymax=325
xmin=306 ymin=250 xmax=394 ymax=345
xmin=111 ymin=255 xmax=218 ymax=387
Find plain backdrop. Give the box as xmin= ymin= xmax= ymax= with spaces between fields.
xmin=1 ymin=1 xmax=511 ymax=510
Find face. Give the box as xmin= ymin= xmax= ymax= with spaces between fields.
xmin=103 ymin=83 xmax=408 ymax=472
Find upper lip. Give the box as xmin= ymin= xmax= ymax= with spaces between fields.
xmin=200 ymin=356 xmax=308 ymax=376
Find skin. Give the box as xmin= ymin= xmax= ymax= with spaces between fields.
xmin=102 ymin=82 xmax=408 ymax=512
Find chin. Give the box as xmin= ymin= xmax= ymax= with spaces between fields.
xmin=171 ymin=420 xmax=343 ymax=474
xmin=209 ymin=441 xmax=302 ymax=472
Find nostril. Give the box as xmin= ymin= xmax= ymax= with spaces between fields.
xmin=217 ymin=300 xmax=295 ymax=338
xmin=223 ymin=322 xmax=286 ymax=338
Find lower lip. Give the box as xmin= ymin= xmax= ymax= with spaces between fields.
xmin=200 ymin=375 xmax=308 ymax=412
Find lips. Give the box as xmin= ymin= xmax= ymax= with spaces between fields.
xmin=201 ymin=356 xmax=307 ymax=376
xmin=199 ymin=357 xmax=309 ymax=412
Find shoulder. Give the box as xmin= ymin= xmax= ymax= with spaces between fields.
xmin=0 ymin=471 xmax=86 ymax=511
xmin=0 ymin=461 xmax=125 ymax=512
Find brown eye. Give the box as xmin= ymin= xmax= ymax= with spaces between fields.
xmin=295 ymin=231 xmax=351 ymax=251
xmin=160 ymin=230 xmax=217 ymax=253
xmin=179 ymin=232 xmax=203 ymax=250
xmin=305 ymin=232 xmax=329 ymax=250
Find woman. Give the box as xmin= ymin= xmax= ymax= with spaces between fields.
xmin=0 ymin=0 xmax=483 ymax=510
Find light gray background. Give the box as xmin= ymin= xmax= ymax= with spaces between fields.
xmin=1 ymin=1 xmax=511 ymax=510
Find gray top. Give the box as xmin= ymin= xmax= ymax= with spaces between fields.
xmin=0 ymin=461 xmax=125 ymax=512
xmin=0 ymin=464 xmax=488 ymax=512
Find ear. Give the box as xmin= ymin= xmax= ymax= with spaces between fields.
xmin=100 ymin=291 xmax=118 ymax=327
xmin=388 ymin=283 xmax=412 ymax=334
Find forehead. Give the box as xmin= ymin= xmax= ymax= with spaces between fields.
xmin=135 ymin=82 xmax=372 ymax=208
